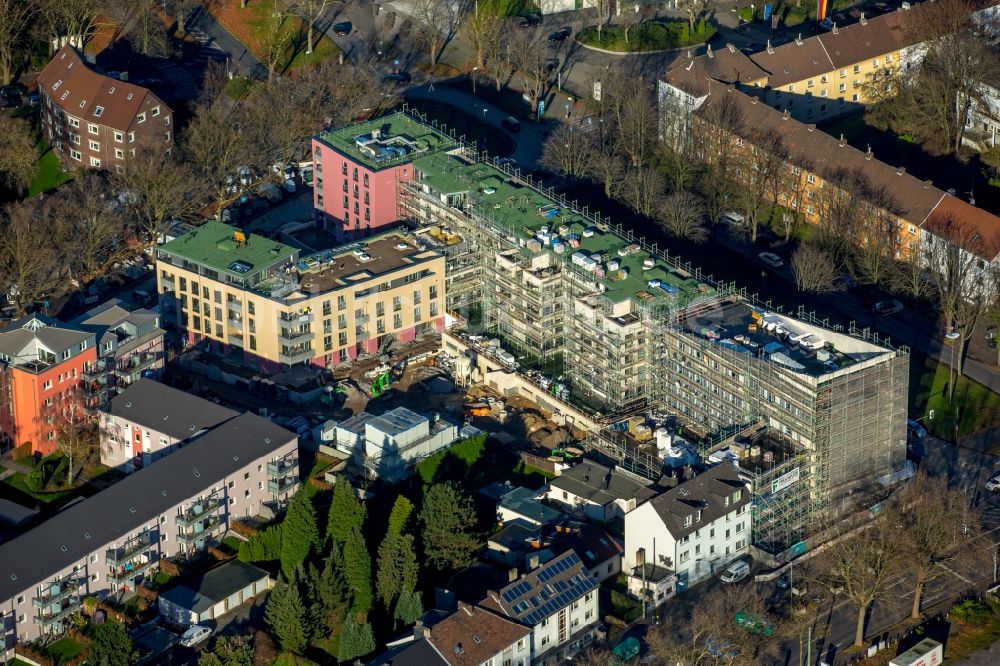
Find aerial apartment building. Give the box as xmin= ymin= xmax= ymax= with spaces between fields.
xmin=36 ymin=45 xmax=173 ymax=171
xmin=0 ymin=316 xmax=97 ymax=455
xmin=311 ymin=114 xmax=456 ymax=239
xmin=155 ymin=221 xmax=445 ymax=372
xmin=333 ymin=112 xmax=907 ymax=555
xmin=0 ymin=413 xmax=298 ymax=655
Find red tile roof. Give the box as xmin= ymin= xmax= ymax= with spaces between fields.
xmin=663 ymin=44 xmax=770 ymax=97
xmin=924 ymin=194 xmax=1000 ymax=261
xmin=35 ymin=45 xmax=170 ymax=132
xmin=429 ymin=603 xmax=529 ymax=666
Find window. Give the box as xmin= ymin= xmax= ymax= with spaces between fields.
xmin=17 ymin=595 xmax=24 ymax=605
xmin=128 ymin=131 xmax=135 ymax=142
xmin=733 ymin=490 xmax=742 ymax=501
xmin=43 ymin=380 xmax=52 ymax=390
xmin=152 ymin=105 xmax=160 ymax=116
xmin=165 ymin=131 xmax=171 ymax=143
xmin=245 ymin=489 xmax=251 ymax=498
xmin=839 ymin=68 xmax=847 ymax=78
xmin=872 ymin=58 xmax=879 ymax=68
xmin=138 ymin=112 xmax=146 ymax=123
xmin=854 ymin=64 xmax=861 ymax=73
xmin=806 ymin=174 xmax=815 ymax=184
xmin=68 ymin=116 xmax=80 ymax=128
xmin=737 ymin=522 xmax=745 ymax=532
xmin=393 ymin=313 xmax=402 ymax=329
xmin=679 ymin=550 xmax=690 ymax=563
xmin=228 ymin=480 xmax=235 ymax=489
xmin=807 ymin=79 xmax=814 ymax=88
xmin=885 ymin=53 xmax=893 ymax=63
xmin=115 ymin=148 xmax=124 ymax=159
xmin=89 ymin=139 xmax=100 ymax=151
xmin=683 ymin=515 xmax=692 ymax=527
xmin=88 ymin=123 xmax=98 ymax=135
xmin=852 ymin=93 xmax=859 ymax=102
xmin=820 ymin=75 xmax=828 ymax=84
xmin=839 ymin=83 xmax=847 ymax=92
xmin=17 ymin=614 xmax=24 ymax=624
xmin=71 ymin=134 xmax=81 ymax=145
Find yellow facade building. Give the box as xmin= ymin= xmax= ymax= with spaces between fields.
xmin=156 ymin=221 xmax=446 ymax=372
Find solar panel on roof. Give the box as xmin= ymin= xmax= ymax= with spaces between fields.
xmin=501 ymin=589 xmax=519 ymax=603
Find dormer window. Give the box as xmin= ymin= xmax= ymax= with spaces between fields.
xmin=683 ymin=515 xmax=692 ymax=527
xmin=79 ymin=100 xmax=86 ymax=108
xmin=60 ymin=91 xmax=69 ymax=101
xmin=733 ymin=490 xmax=742 ymax=502
xmin=52 ymin=79 xmax=62 ymax=91
xmin=94 ymin=106 xmax=104 ymax=117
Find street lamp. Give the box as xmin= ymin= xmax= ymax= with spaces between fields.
xmin=472 ymin=67 xmax=478 ymax=95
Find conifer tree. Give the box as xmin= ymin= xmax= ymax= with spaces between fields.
xmin=327 ymin=477 xmax=366 ymax=544
xmin=280 ymin=488 xmax=319 ymax=577
xmin=419 ymin=482 xmax=481 ymax=571
xmin=343 ymin=526 xmax=373 ymax=612
xmin=264 ymin=576 xmax=308 ymax=654
xmin=394 ymin=588 xmax=425 ymax=628
xmin=337 ymin=614 xmax=376 ymax=663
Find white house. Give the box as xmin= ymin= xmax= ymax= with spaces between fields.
xmin=334 ymin=406 xmax=460 ymax=482
xmin=481 ymin=550 xmax=599 ymax=665
xmin=545 ymin=460 xmax=657 ymax=523
xmin=624 ymin=462 xmax=751 ymax=592
xmin=965 ymin=77 xmax=1000 ymax=150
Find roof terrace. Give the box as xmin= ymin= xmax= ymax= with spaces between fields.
xmin=316 ymin=112 xmax=457 ymax=171
xmin=411 ymin=153 xmax=716 ymax=310
xmin=158 ymin=221 xmax=298 ymax=283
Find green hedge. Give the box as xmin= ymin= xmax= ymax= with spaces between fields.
xmin=415 ymin=434 xmax=488 ymax=485
xmin=577 ymin=18 xmax=716 ymax=52
xmin=238 ymin=524 xmax=284 ymax=562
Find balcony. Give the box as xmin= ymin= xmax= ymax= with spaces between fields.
xmin=108 ymin=557 xmax=158 ymax=584
xmin=268 ymin=477 xmax=298 ymax=495
xmin=123 ymin=352 xmax=158 ymax=373
xmin=279 ymin=347 xmax=314 ymax=364
xmin=32 ymin=581 xmax=77 ymax=609
xmin=226 ymin=299 xmax=242 ymax=312
xmin=177 ymin=515 xmax=224 ymax=543
xmin=278 ymin=312 xmax=314 ymax=327
xmin=106 ymin=532 xmax=152 ymax=566
xmin=176 ymin=497 xmax=224 ymax=527
xmin=227 ymin=317 xmax=244 ymax=331
xmin=278 ymin=328 xmax=314 ymax=342
xmin=35 ymin=600 xmax=82 ymax=628
xmin=81 ymin=360 xmax=108 ymax=380
xmin=267 ymin=459 xmax=297 ymax=476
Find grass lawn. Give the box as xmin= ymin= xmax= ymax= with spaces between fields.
xmin=1 ymin=472 xmax=79 ymax=505
xmin=46 ymin=637 xmax=86 ymax=663
xmin=28 ymin=145 xmax=72 ymax=197
xmin=577 ymin=18 xmax=716 ymax=52
xmin=151 ymin=571 xmax=175 ymax=589
xmin=208 ymin=0 xmax=340 ymax=75
xmin=220 ymin=535 xmax=243 ymax=555
xmin=224 ymin=76 xmax=256 ymax=101
xmin=908 ymin=353 xmax=1000 ymax=440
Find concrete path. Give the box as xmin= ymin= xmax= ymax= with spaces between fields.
xmin=186 ymin=5 xmax=268 ymax=80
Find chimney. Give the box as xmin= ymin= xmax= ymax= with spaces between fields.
xmin=970 ymin=197 xmax=976 ymax=206
xmin=604 ymin=470 xmax=613 ymax=489
xmin=508 ymin=567 xmax=519 ymax=582
xmin=896 ymin=166 xmax=906 ymax=176
xmin=782 ymin=109 xmax=790 ymax=120
xmin=414 ymin=619 xmax=431 ymax=640
xmin=527 ymin=553 xmax=541 ymax=571
xmin=866 ymin=145 xmax=874 ymax=160
xmin=750 ymin=96 xmax=758 ymax=104
xmin=454 ymin=643 xmax=465 ymax=655
xmin=707 ymin=44 xmax=714 ymax=59
xmin=766 ymin=40 xmax=774 ymax=54
xmin=832 ymin=22 xmax=839 ymax=34
xmin=795 ymin=34 xmax=803 ymax=45
xmin=807 ymin=124 xmax=816 ymax=132
xmin=860 ymin=12 xmax=867 ymax=24
xmin=727 ymin=43 xmax=735 ymax=53
xmin=839 ymin=133 xmax=846 ymax=147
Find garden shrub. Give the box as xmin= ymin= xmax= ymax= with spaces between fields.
xmin=951 ymin=598 xmax=993 ymax=624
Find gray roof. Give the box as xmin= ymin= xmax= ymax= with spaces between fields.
xmin=549 ymin=461 xmax=658 ymax=507
xmin=0 ymin=315 xmax=94 ymax=364
xmin=367 ymin=406 xmax=427 ymax=437
xmin=499 ymin=487 xmax=563 ymax=525
xmin=646 ymin=462 xmax=750 ymax=539
xmin=338 ymin=411 xmax=374 ymax=435
xmin=107 ymin=379 xmax=238 ymax=440
xmin=79 ymin=303 xmax=133 ymax=327
xmin=159 ymin=560 xmax=269 ymax=613
xmin=0 ymin=412 xmax=296 ymax=602
xmin=368 ymin=638 xmax=449 ymax=666
xmin=483 ymin=550 xmax=598 ymax=626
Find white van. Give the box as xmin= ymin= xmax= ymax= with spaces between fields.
xmin=720 ymin=211 xmax=745 ymax=226
xmin=179 ymin=625 xmax=211 ymax=647
xmin=720 ymin=559 xmax=751 ymax=583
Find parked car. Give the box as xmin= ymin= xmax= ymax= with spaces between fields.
xmin=548 ymin=27 xmax=571 ymax=41
xmin=874 ymin=299 xmax=903 ymax=316
xmin=383 ymin=72 xmax=411 ymax=84
xmin=721 ymin=559 xmax=751 ymax=583
xmin=283 ymin=178 xmax=296 ymax=194
xmin=333 ymin=21 xmax=352 ymax=35
xmin=720 ymin=211 xmax=745 ymax=226
xmin=497 ymin=157 xmax=518 ymax=168
xmin=758 ymin=252 xmax=784 ymax=268
xmin=907 ymin=418 xmax=928 ymax=440
xmin=775 ymin=572 xmax=791 ymax=590
xmin=518 ymin=13 xmax=542 ymax=27
xmin=501 ymin=116 xmax=521 ymax=133
xmin=179 ymin=625 xmax=211 ymax=648
xmin=987 ymin=472 xmax=1000 ymax=492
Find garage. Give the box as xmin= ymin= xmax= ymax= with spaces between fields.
xmin=158 ymin=560 xmax=271 ymax=627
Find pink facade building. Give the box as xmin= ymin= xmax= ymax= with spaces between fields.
xmin=312 ymin=113 xmax=456 ymax=240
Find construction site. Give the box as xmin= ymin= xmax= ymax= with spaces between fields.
xmin=389 ymin=109 xmax=910 ymax=558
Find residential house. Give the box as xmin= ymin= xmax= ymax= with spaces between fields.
xmin=545 ymin=460 xmax=658 ymax=523
xmin=158 ymin=561 xmax=272 ymax=626
xmin=624 ymin=462 xmax=751 ymax=591
xmin=0 ymin=315 xmax=96 ymax=454
xmin=312 ymin=114 xmax=457 ymax=239
xmin=332 ymin=406 xmax=460 ymax=482
xmin=99 ymin=378 xmax=238 ymax=473
xmin=36 ymin=45 xmax=173 ymax=171
xmin=369 ymin=602 xmax=531 ymax=666
xmin=557 ymin=523 xmax=623 ymax=584
xmin=480 ymin=550 xmax=600 ymax=665
xmin=78 ymin=301 xmax=165 ymax=408
xmin=965 ymin=74 xmax=1000 ymax=150
xmin=0 ymin=413 xmax=297 ymax=655
xmin=156 ymin=221 xmax=446 ymax=373
xmin=498 ymin=486 xmax=564 ymax=528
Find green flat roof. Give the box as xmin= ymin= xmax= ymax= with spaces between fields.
xmin=316 ymin=113 xmax=456 ymax=171
xmin=412 ymin=154 xmax=714 ymax=309
xmin=159 ymin=221 xmax=298 ymax=279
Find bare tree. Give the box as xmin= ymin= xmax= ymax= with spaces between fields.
xmin=539 ymin=124 xmax=594 ymax=184
xmin=692 ymin=91 xmax=745 ymax=223
xmin=583 ymin=0 xmax=612 ymax=41
xmin=410 ymin=0 xmax=457 ymax=67
xmin=924 ymin=211 xmax=999 ymax=390
xmin=851 ymin=184 xmax=903 ymax=286
xmin=37 ymin=0 xmax=104 ymax=51
xmin=813 ymin=166 xmax=869 ymax=266
xmin=589 ymin=147 xmax=626 ymax=199
xmin=40 ymin=388 xmax=97 ymax=486
xmin=260 ymin=0 xmax=292 ymax=82
xmin=732 ymin=128 xmax=787 ymax=242
xmin=889 ymin=473 xmax=989 ymax=619
xmin=0 ymin=115 xmax=38 ymax=193
xmin=0 ymin=202 xmax=63 ymax=316
xmin=815 ymin=516 xmax=905 ymax=648
xmin=776 ymin=162 xmax=812 ymax=241
xmin=509 ymin=27 xmax=551 ymax=116
xmin=892 ymin=249 xmax=935 ymax=301
xmin=0 ymin=0 xmax=34 ymax=85
xmin=291 ymin=0 xmax=332 ymax=54
xmin=480 ymin=15 xmax=513 ymax=91
xmin=791 ymin=243 xmax=838 ymax=293
xmin=113 ymin=148 xmax=207 ymax=254
xmin=164 ymin=0 xmax=200 ymax=36
xmin=677 ymin=0 xmax=714 ymax=32
xmin=657 ymin=190 xmax=708 ymax=243
xmin=53 ymin=175 xmax=130 ymax=280
xmin=623 ymin=166 xmax=666 ymax=217
xmin=125 ymin=0 xmax=171 ymax=57
xmin=462 ymin=2 xmax=507 ymax=70
xmin=605 ymin=78 xmax=658 ymax=167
